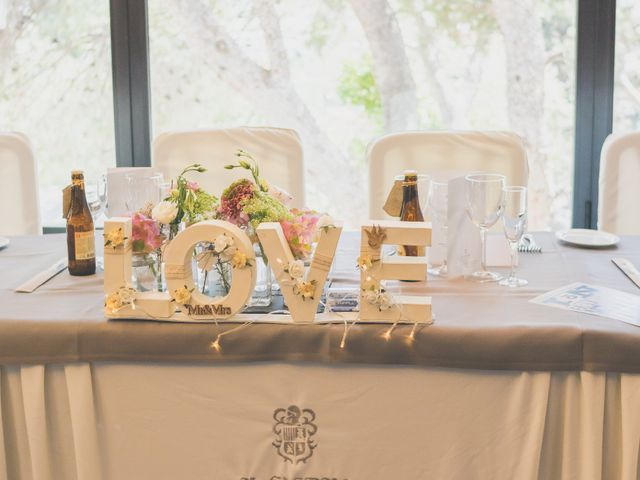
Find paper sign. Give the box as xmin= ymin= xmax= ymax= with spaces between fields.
xmin=531 ymin=283 xmax=640 ymax=327
xmin=383 ymin=179 xmax=403 ymax=217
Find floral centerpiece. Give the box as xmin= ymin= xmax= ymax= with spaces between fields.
xmin=130 ymin=209 xmax=164 ymax=291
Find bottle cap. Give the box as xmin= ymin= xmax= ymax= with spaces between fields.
xmin=71 ymin=170 xmax=84 ymax=177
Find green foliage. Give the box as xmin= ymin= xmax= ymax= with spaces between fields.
xmin=337 ymin=58 xmax=382 ymax=118
xmin=167 ymin=164 xmax=218 ymax=224
xmin=241 ymin=191 xmax=292 ymax=232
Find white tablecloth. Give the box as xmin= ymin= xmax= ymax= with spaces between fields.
xmin=2 ymin=361 xmax=640 ymax=480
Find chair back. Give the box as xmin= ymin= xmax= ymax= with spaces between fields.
xmin=153 ymin=127 xmax=305 ymax=208
xmin=0 ymin=132 xmax=40 ymax=235
xmin=367 ymin=131 xmax=528 ymax=219
xmin=598 ymin=131 xmax=640 ymax=234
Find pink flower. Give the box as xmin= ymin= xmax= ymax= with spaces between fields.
xmin=280 ymin=209 xmax=321 ymax=260
xmin=186 ymin=181 xmax=199 ymax=191
xmin=131 ymin=212 xmax=163 ymax=253
xmin=217 ymin=179 xmax=256 ymax=227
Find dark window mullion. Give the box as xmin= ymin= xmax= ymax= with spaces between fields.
xmin=109 ymin=0 xmax=151 ymax=168
xmin=573 ymin=0 xmax=616 ymax=229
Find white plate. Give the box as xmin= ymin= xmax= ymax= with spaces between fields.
xmin=0 ymin=237 xmax=9 ymax=250
xmin=555 ymin=229 xmax=620 ymax=248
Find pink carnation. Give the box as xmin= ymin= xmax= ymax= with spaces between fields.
xmin=280 ymin=209 xmax=321 ymax=260
xmin=131 ymin=212 xmax=163 ymax=253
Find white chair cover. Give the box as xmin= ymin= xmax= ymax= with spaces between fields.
xmin=153 ymin=127 xmax=305 ymax=208
xmin=0 ymin=132 xmax=40 ymax=235
xmin=367 ymin=131 xmax=529 ymax=218
xmin=598 ymin=132 xmax=640 ymax=235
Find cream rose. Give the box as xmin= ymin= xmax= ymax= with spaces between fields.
xmin=363 ymin=289 xmax=379 ymax=305
xmin=151 ymin=201 xmax=178 ymax=225
xmin=231 ymin=251 xmax=248 ymax=269
xmin=214 ymin=234 xmax=234 ymax=254
xmin=173 ymin=286 xmax=192 ymax=305
xmin=288 ymin=259 xmax=305 ymax=279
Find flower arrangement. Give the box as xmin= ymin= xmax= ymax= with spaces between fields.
xmin=154 ymin=164 xmax=218 ymax=238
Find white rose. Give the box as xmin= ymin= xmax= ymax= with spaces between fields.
xmin=364 ymin=289 xmax=379 ymax=305
xmin=214 ymin=234 xmax=234 ymax=254
xmin=151 ymin=201 xmax=178 ymax=225
xmin=377 ymin=291 xmax=394 ymax=311
xmin=288 ymin=259 xmax=305 ymax=279
xmin=267 ymin=183 xmax=293 ymax=206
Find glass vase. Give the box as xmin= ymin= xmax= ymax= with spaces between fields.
xmin=132 ymin=252 xmax=161 ymax=292
xmin=248 ymin=246 xmax=272 ymax=307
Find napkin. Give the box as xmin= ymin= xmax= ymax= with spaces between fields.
xmin=432 ymin=176 xmax=512 ymax=278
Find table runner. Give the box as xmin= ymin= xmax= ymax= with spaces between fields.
xmin=1 ymin=233 xmax=639 ymax=371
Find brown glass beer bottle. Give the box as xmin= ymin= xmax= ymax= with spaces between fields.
xmin=66 ymin=171 xmax=96 ymax=276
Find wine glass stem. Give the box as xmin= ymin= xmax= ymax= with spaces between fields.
xmin=480 ymin=227 xmax=487 ymax=273
xmin=441 ymin=225 xmax=448 ymax=268
xmin=509 ymin=240 xmax=518 ymax=281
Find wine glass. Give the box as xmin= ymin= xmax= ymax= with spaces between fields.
xmin=125 ymin=173 xmax=163 ymax=213
xmin=465 ymin=173 xmax=506 ymax=282
xmin=427 ymin=180 xmax=448 ymax=276
xmin=86 ymin=175 xmax=107 ymax=222
xmin=499 ymin=186 xmax=528 ymax=287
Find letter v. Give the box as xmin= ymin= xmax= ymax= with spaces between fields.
xmin=257 ymin=221 xmax=342 ymax=323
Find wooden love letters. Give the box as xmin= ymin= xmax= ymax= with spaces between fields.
xmin=103 ymin=217 xmax=433 ymax=324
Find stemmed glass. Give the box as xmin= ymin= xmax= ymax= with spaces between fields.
xmin=427 ymin=180 xmax=448 ymax=276
xmin=499 ymin=186 xmax=528 ymax=287
xmin=465 ymin=173 xmax=505 ymax=282
xmin=125 ymin=173 xmax=163 ymax=213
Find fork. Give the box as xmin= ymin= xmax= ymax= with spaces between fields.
xmin=518 ymin=233 xmax=542 ymax=253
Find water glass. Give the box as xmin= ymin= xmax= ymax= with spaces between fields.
xmin=499 ymin=186 xmax=528 ymax=287
xmin=427 ymin=180 xmax=448 ymax=276
xmin=125 ymin=173 xmax=163 ymax=213
xmin=465 ymin=173 xmax=506 ymax=282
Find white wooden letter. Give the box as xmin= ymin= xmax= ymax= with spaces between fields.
xmin=257 ymin=221 xmax=343 ymax=323
xmin=163 ymin=220 xmax=256 ymax=319
xmin=359 ymin=220 xmax=432 ymax=323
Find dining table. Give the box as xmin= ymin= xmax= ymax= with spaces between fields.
xmin=0 ymin=231 xmax=639 ymax=480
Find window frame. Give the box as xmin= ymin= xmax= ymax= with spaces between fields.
xmin=109 ymin=0 xmax=618 ymax=229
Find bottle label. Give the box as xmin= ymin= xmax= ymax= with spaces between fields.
xmin=74 ymin=231 xmax=95 ymax=260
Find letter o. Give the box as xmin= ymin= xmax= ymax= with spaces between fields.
xmin=163 ymin=220 xmax=256 ymax=318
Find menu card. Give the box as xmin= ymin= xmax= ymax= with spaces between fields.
xmin=531 ymin=283 xmax=640 ymax=327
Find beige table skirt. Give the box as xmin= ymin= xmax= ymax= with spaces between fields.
xmin=1 ymin=361 xmax=639 ymax=480
xmin=1 ymin=233 xmax=640 ymax=371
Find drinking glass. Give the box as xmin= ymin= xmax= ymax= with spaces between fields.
xmin=499 ymin=186 xmax=528 ymax=287
xmin=465 ymin=173 xmax=506 ymax=282
xmin=86 ymin=175 xmax=107 ymax=221
xmin=125 ymin=173 xmax=163 ymax=213
xmin=427 ymin=180 xmax=448 ymax=276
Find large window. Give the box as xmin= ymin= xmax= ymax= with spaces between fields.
xmin=0 ymin=1 xmax=115 ymax=227
xmin=614 ymin=0 xmax=640 ymax=133
xmin=149 ymin=0 xmax=576 ymax=230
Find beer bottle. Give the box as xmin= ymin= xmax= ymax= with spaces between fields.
xmin=66 ymin=171 xmax=96 ymax=276
xmin=399 ymin=170 xmax=424 ymax=257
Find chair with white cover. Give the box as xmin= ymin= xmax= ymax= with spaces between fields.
xmin=153 ymin=127 xmax=305 ymax=208
xmin=367 ymin=131 xmax=528 ymax=219
xmin=0 ymin=132 xmax=40 ymax=235
xmin=598 ymin=132 xmax=640 ymax=235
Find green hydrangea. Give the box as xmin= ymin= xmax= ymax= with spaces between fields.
xmin=241 ymin=191 xmax=291 ymax=231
